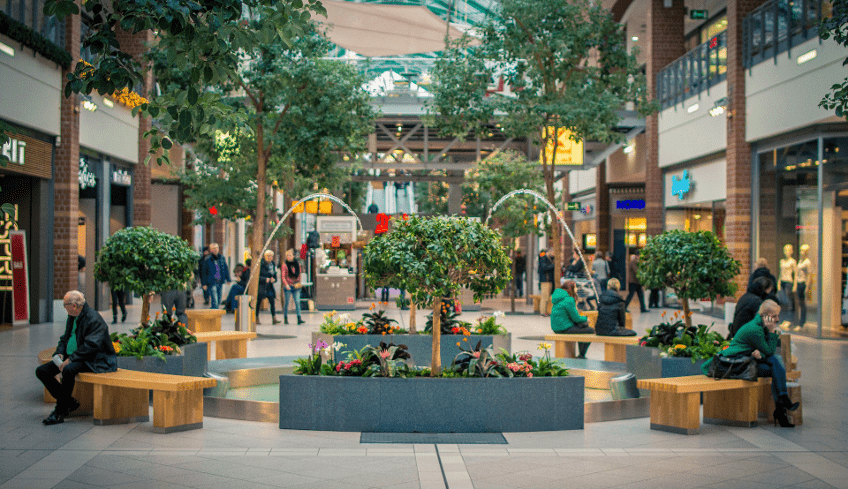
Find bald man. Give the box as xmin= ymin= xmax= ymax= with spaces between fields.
xmin=36 ymin=291 xmax=117 ymax=425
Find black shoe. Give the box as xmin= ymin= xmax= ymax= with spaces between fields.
xmin=272 ymin=317 xmax=281 ymax=325
xmin=255 ymin=317 xmax=261 ymax=325
xmin=297 ymin=318 xmax=305 ymax=325
xmin=779 ymin=395 xmax=800 ymax=412
xmin=773 ymin=408 xmax=795 ymax=428
xmin=112 ymin=317 xmax=117 ymax=324
xmin=43 ymin=408 xmax=65 ymax=425
xmin=64 ymin=397 xmax=81 ymax=415
xmin=121 ymin=313 xmax=127 ymax=323
xmin=284 ymin=317 xmax=289 ymax=325
xmin=641 ymin=309 xmax=649 ymax=313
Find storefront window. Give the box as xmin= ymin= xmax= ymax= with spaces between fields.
xmin=823 ymin=137 xmax=848 ymax=335
xmin=665 ymin=201 xmax=726 ymax=240
xmin=758 ymin=140 xmax=821 ymax=334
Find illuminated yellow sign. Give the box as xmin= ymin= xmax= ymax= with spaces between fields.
xmin=540 ymin=127 xmax=583 ymax=166
xmin=292 ymin=201 xmax=333 ymax=214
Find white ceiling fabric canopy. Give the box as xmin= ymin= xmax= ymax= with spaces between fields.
xmin=318 ymin=0 xmax=473 ymax=57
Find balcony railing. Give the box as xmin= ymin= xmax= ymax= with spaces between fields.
xmin=1 ymin=0 xmax=64 ymax=49
xmin=744 ymin=0 xmax=829 ymax=68
xmin=656 ymin=31 xmax=727 ymax=110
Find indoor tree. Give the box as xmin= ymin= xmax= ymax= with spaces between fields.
xmin=637 ymin=230 xmax=741 ymax=328
xmin=428 ymin=0 xmax=653 ymax=285
xmin=819 ymin=0 xmax=848 ymax=118
xmin=93 ymin=227 xmax=198 ymax=324
xmin=362 ymin=216 xmax=511 ymax=375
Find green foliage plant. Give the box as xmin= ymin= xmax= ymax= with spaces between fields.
xmin=293 ymin=339 xmax=333 ymax=375
xmin=637 ymin=230 xmax=741 ymax=328
xmin=363 ymin=216 xmax=511 ymax=375
xmin=638 ymin=310 xmax=728 ymax=362
xmin=449 ymin=342 xmax=569 ymax=378
xmin=93 ymin=227 xmax=198 ymax=324
xmin=424 ymin=307 xmax=472 ymax=335
xmin=111 ymin=328 xmax=166 ymax=361
xmin=362 ymin=309 xmax=400 ymax=335
xmin=318 ymin=311 xmax=366 ymax=335
xmin=109 ymin=308 xmax=196 ymax=360
xmin=472 ymin=312 xmax=508 ymax=335
xmin=819 ymin=0 xmax=848 ymax=119
xmin=428 ymin=0 xmax=654 ymax=285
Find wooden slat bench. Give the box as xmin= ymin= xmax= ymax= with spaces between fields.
xmin=185 ymin=309 xmax=225 ymax=333
xmin=193 ymin=331 xmax=257 ymax=360
xmin=637 ymin=375 xmax=769 ymax=435
xmin=37 ymin=348 xmax=94 ymax=410
xmin=544 ymin=333 xmax=640 ymax=362
xmin=77 ymin=369 xmax=217 ymax=433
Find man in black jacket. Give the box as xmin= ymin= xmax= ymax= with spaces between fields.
xmin=514 ymin=250 xmax=527 ymax=298
xmin=36 ymin=291 xmax=117 ymax=425
xmin=538 ymin=249 xmax=555 ymax=316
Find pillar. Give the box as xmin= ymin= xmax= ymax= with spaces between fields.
xmin=53 ymin=13 xmax=81 ymax=299
xmin=645 ymin=0 xmax=686 ymax=237
xmin=596 ymin=160 xmax=610 ymax=254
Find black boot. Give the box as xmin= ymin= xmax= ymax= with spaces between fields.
xmin=272 ymin=316 xmax=281 ymax=325
xmin=284 ymin=316 xmax=289 ymax=325
xmin=779 ymin=394 xmax=800 ymax=412
xmin=112 ymin=317 xmax=118 ymax=324
xmin=297 ymin=317 xmax=305 ymax=325
xmin=773 ymin=408 xmax=795 ymax=428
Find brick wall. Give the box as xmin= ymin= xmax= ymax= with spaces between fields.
xmin=725 ymin=0 xmax=765 ymax=298
xmin=596 ymin=161 xmax=610 ymax=253
xmin=645 ymin=0 xmax=685 ymax=237
xmin=53 ymin=14 xmax=81 ymax=299
xmin=115 ymin=29 xmax=153 ymax=226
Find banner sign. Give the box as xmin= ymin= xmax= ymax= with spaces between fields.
xmin=10 ymin=231 xmax=29 ymax=325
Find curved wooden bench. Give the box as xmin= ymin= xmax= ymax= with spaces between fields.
xmin=185 ymin=309 xmax=225 ymax=333
xmin=637 ymin=375 xmax=770 ymax=435
xmin=193 ymin=331 xmax=257 ymax=360
xmin=544 ymin=333 xmax=639 ymax=362
xmin=77 ymin=369 xmax=216 ymax=433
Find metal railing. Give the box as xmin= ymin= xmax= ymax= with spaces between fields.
xmin=744 ymin=0 xmax=829 ymax=68
xmin=656 ymin=31 xmax=727 ymax=109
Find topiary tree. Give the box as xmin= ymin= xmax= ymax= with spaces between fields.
xmin=638 ymin=230 xmax=741 ymax=328
xmin=363 ymin=216 xmax=511 ymax=375
xmin=94 ymin=227 xmax=199 ymax=324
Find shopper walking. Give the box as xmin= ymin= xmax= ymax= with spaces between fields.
xmin=624 ymin=254 xmax=648 ymax=313
xmin=514 ymin=249 xmax=527 ymax=298
xmin=200 ymin=243 xmax=230 ymax=310
xmin=256 ymin=250 xmax=280 ymax=325
xmin=282 ymin=249 xmax=305 ymax=325
xmin=109 ymin=287 xmax=127 ymax=324
xmin=198 ymin=246 xmax=210 ymax=305
xmin=538 ymin=248 xmax=555 ymax=317
xmin=591 ymin=251 xmax=610 ymax=292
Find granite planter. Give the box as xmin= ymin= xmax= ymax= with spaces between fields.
xmin=312 ymin=333 xmax=511 ymax=367
xmin=625 ymin=344 xmax=706 ymax=380
xmin=279 ymin=375 xmax=584 ymax=432
xmin=117 ymin=342 xmax=207 ymax=377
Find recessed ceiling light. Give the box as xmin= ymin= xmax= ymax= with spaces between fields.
xmin=631 ymin=36 xmax=639 ymax=42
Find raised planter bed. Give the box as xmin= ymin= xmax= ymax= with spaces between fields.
xmin=312 ymin=333 xmax=511 ymax=367
xmin=625 ymin=344 xmax=706 ymax=380
xmin=279 ymin=375 xmax=584 ymax=432
xmin=117 ymin=342 xmax=207 ymax=377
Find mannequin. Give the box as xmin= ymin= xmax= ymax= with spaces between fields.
xmin=796 ymin=244 xmax=812 ymax=328
xmin=779 ymin=244 xmax=797 ymax=313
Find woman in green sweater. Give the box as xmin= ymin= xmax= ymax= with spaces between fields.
xmin=701 ymin=299 xmax=799 ymax=427
xmin=551 ymin=281 xmax=595 ymax=358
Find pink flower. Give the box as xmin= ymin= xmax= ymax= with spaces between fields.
xmin=527 ymin=373 xmax=533 ymax=378
xmin=336 ymin=362 xmax=343 ymax=372
xmin=350 ymin=359 xmax=362 ymax=366
xmin=379 ymin=350 xmax=391 ymax=359
xmin=472 ymin=351 xmax=481 ymax=358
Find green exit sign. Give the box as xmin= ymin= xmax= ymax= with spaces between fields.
xmin=690 ymin=9 xmax=708 ymax=19
xmin=566 ymin=202 xmax=581 ymax=211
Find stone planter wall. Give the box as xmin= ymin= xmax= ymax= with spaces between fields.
xmin=312 ymin=333 xmax=511 ymax=367
xmin=625 ymin=345 xmax=706 ymax=380
xmin=117 ymin=342 xmax=207 ymax=377
xmin=279 ymin=375 xmax=584 ymax=432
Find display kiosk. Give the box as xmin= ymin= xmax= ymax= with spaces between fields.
xmin=314 ymin=216 xmax=358 ymax=310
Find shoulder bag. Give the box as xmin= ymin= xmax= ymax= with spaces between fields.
xmin=707 ymin=354 xmax=758 ymax=381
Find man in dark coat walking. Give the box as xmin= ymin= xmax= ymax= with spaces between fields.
xmin=36 ymin=290 xmax=117 ymax=425
xmin=514 ymin=250 xmax=527 ymax=298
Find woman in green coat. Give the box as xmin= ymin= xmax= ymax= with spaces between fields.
xmin=551 ymin=281 xmax=595 ymax=358
xmin=701 ymin=299 xmax=798 ymax=427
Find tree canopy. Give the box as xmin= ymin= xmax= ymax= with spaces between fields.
xmin=819 ymin=0 xmax=848 ymax=119
xmin=638 ymin=230 xmax=740 ymax=328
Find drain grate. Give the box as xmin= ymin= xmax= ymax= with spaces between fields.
xmin=360 ymin=433 xmax=507 ymax=444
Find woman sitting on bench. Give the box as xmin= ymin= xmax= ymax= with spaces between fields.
xmin=595 ymin=278 xmax=637 ymax=337
xmin=701 ymin=299 xmax=799 ymax=428
xmin=551 ymin=281 xmax=595 ymax=359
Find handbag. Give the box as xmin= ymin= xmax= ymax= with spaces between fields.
xmin=707 ymin=354 xmax=758 ymax=381
xmin=293 ymin=282 xmax=302 ymax=289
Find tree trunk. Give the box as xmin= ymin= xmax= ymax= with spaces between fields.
xmin=140 ymin=292 xmax=152 ymax=325
xmin=247 ymin=124 xmax=268 ymax=315
xmin=510 ymin=249 xmax=516 ymax=313
xmin=409 ymin=302 xmax=417 ymax=334
xmin=681 ymin=297 xmax=692 ymax=328
xmin=430 ymin=298 xmax=442 ymax=376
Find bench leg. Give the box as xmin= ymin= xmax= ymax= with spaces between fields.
xmin=604 ymin=344 xmax=626 ymax=363
xmin=703 ymin=386 xmax=759 ymax=427
xmin=216 ymin=339 xmax=247 ymax=360
xmin=553 ymin=341 xmax=576 ymax=359
xmin=152 ymin=389 xmax=204 ymax=433
xmin=649 ymin=390 xmax=700 ymax=435
xmin=92 ymin=385 xmax=149 ymax=425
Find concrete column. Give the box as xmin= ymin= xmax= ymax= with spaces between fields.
xmin=53 ymin=13 xmax=81 ymax=300
xmin=596 ymin=160 xmax=611 ymax=253
xmin=645 ymin=0 xmax=685 ymax=237
xmin=725 ymin=0 xmax=763 ymax=298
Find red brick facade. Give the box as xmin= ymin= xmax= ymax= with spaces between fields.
xmin=53 ymin=14 xmax=81 ymax=299
xmin=645 ymin=0 xmax=685 ymax=237
xmin=595 ymin=161 xmax=610 ymax=254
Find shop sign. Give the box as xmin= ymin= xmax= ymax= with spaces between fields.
xmin=0 ymin=133 xmax=52 ymax=179
xmin=111 ymin=168 xmax=132 ymax=186
xmin=375 ymin=213 xmax=389 ymax=234
xmin=331 ymin=236 xmax=341 ymax=248
xmin=580 ymin=204 xmax=594 ymax=214
xmin=79 ymin=158 xmax=97 ymax=189
xmin=2 ymin=138 xmax=25 ymax=165
xmin=540 ymin=127 xmax=584 ymax=166
xmin=10 ymin=231 xmax=30 ymax=325
xmin=566 ymin=202 xmax=581 ymax=211
xmin=616 ymin=199 xmax=645 ymax=210
xmin=671 ymin=170 xmax=691 ymax=200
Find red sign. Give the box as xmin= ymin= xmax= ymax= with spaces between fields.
xmin=375 ymin=213 xmax=389 ymax=234
xmin=347 ymin=297 xmax=354 ymax=304
xmin=10 ymin=231 xmax=29 ymax=325
xmin=331 ymin=236 xmax=341 ymax=247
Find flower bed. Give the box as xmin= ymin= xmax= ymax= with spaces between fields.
xmin=111 ymin=309 xmax=205 ymax=376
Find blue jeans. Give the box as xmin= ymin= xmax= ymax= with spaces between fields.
xmin=208 ymin=283 xmax=223 ymax=309
xmin=757 ymin=354 xmax=788 ymax=402
xmin=225 ymin=283 xmax=245 ymax=311
xmin=284 ymin=287 xmax=302 ymax=319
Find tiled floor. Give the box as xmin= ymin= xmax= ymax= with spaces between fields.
xmin=2 ymin=293 xmax=847 ymax=488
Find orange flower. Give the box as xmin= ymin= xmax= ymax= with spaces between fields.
xmin=456 ymin=342 xmax=461 ymax=347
